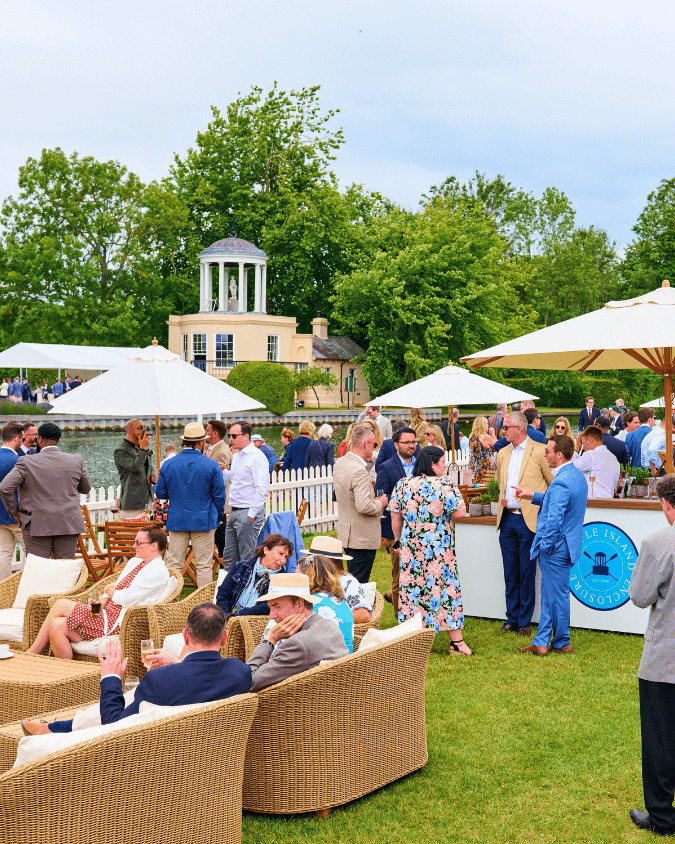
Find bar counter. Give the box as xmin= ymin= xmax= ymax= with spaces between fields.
xmin=454 ymin=498 xmax=662 ymax=634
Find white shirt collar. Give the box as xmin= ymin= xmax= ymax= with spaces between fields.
xmin=1 ymin=446 xmax=16 ymax=451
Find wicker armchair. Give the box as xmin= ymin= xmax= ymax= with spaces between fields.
xmin=0 ymin=694 xmax=258 ymax=844
xmin=49 ymin=567 xmax=183 ymax=677
xmin=0 ymin=564 xmax=89 ymax=652
xmin=243 ymin=627 xmax=435 ymax=815
xmin=354 ymin=589 xmax=384 ymax=650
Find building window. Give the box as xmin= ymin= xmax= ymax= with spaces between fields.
xmin=215 ymin=333 xmax=235 ymax=367
xmin=294 ymin=362 xmax=307 ymax=373
xmin=192 ymin=333 xmax=207 ymax=371
xmin=181 ymin=334 xmax=188 ymax=362
xmin=324 ymin=367 xmax=331 ymax=374
xmin=267 ymin=335 xmax=279 ymax=362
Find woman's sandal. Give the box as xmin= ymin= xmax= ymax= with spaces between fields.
xmin=449 ymin=639 xmax=475 ymax=656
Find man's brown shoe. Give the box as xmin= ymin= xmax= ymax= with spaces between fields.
xmin=384 ymin=590 xmax=392 ymax=604
xmin=500 ymin=623 xmax=516 ymax=633
xmin=516 ymin=626 xmax=531 ymax=637
xmin=518 ymin=644 xmax=548 ymax=656
xmin=551 ymin=645 xmax=573 ymax=654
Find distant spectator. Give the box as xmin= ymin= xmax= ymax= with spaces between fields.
xmin=70 ymin=376 xmax=82 ymax=389
xmin=627 ymin=408 xmax=655 ymax=467
xmin=521 ymin=400 xmax=546 ymax=437
xmin=409 ymin=408 xmax=428 ymax=447
xmin=439 ymin=408 xmax=462 ymax=453
xmin=305 ymin=424 xmax=335 ymax=469
xmin=617 ymin=411 xmax=639 ymax=443
xmin=597 ymin=416 xmax=629 ymax=465
xmin=51 ymin=377 xmax=64 ymax=398
xmin=424 ymin=424 xmax=447 ymax=449
xmin=488 ymin=403 xmax=508 ymax=438
xmin=21 ymin=378 xmax=32 ymax=403
xmin=252 ymin=434 xmax=277 ymax=472
xmin=608 ymin=407 xmax=624 ymax=435
xmin=279 ymin=427 xmax=295 ymax=461
xmin=552 ymin=416 xmax=573 ymax=439
xmin=579 ymin=396 xmax=600 ymax=431
xmin=641 ymin=417 xmax=675 ymax=475
xmin=0 ymin=379 xmax=8 ymax=400
xmin=282 ymin=421 xmax=315 ymax=472
xmin=365 ymin=405 xmax=392 ymax=440
xmin=469 ymin=416 xmax=496 ymax=483
xmin=336 ymin=423 xmax=351 ymax=459
xmin=9 ymin=376 xmax=21 ymax=404
xmin=163 ymin=445 xmax=177 ymax=461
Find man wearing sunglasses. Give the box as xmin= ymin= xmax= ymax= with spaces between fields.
xmin=114 ymin=419 xmax=157 ymax=519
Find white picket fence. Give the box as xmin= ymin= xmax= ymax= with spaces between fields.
xmin=80 ymin=486 xmax=122 ymax=525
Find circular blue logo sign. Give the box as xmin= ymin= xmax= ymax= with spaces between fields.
xmin=569 ymin=521 xmax=638 ymax=611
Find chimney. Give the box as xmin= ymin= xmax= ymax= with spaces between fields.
xmin=312 ymin=311 xmax=328 ymax=340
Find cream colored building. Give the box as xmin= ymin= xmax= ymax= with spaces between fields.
xmin=167 ymin=236 xmax=370 ymax=407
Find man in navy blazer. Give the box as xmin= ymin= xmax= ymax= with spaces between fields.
xmin=578 ymin=396 xmax=601 ymax=431
xmin=156 ymin=423 xmax=226 ymax=588
xmin=0 ymin=423 xmax=25 ymax=579
xmin=375 ymin=433 xmax=421 ymax=470
xmin=514 ymin=434 xmax=587 ymax=656
xmin=375 ymin=427 xmax=418 ymax=615
xmin=22 ymin=604 xmax=251 ymax=735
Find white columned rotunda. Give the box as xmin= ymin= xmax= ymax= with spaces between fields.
xmin=198 ymin=237 xmax=268 ymax=313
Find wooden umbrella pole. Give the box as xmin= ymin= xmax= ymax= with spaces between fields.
xmin=665 ymin=364 xmax=674 ymax=476
xmin=154 ymin=415 xmax=161 ymax=474
xmin=449 ymin=405 xmax=456 ymax=463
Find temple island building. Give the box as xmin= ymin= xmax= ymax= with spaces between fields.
xmin=167 ymin=236 xmax=370 ymax=407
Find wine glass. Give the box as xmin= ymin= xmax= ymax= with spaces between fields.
xmin=140 ymin=639 xmax=154 ymax=669
xmin=376 ymin=489 xmax=385 ymax=518
xmin=124 ymin=676 xmax=140 ymax=693
xmin=589 ymin=472 xmax=596 ymax=498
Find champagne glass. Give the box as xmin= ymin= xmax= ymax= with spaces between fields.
xmin=124 ymin=676 xmax=140 ymax=693
xmin=589 ymin=472 xmax=596 ymax=498
xmin=140 ymin=639 xmax=154 ymax=669
xmin=376 ymin=489 xmax=385 ymax=518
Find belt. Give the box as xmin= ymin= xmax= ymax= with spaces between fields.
xmin=230 ymin=506 xmax=250 ymax=512
xmin=505 ymin=508 xmax=522 ymax=514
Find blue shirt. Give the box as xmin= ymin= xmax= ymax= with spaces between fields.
xmin=642 ymin=427 xmax=671 ymax=469
xmin=399 ymin=454 xmax=416 ymax=477
xmin=312 ymin=593 xmax=354 ymax=653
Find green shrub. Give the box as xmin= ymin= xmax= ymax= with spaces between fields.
xmin=226 ymin=362 xmax=294 ymax=417
xmin=486 ymin=477 xmax=500 ymax=502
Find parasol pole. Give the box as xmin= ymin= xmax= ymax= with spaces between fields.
xmin=154 ymin=414 xmax=161 ymax=474
xmin=449 ymin=405 xmax=456 ymax=463
xmin=665 ymin=350 xmax=674 ymax=476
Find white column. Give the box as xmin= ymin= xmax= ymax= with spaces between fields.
xmin=254 ymin=262 xmax=261 ymax=311
xmin=261 ymin=264 xmax=267 ymax=313
xmin=204 ymin=263 xmax=213 ymax=311
xmin=218 ymin=262 xmax=226 ymax=311
xmin=242 ymin=265 xmax=248 ymax=312
xmin=199 ymin=262 xmax=205 ymax=310
xmin=238 ymin=262 xmax=245 ymax=311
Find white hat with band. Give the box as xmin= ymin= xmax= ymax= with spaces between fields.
xmin=255 ymin=573 xmax=320 ymax=604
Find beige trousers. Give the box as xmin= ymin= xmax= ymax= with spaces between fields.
xmin=167 ymin=530 xmax=216 ymax=588
xmin=0 ymin=523 xmax=25 ymax=580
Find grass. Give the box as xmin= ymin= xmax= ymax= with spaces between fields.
xmin=239 ymin=540 xmax=646 ymax=844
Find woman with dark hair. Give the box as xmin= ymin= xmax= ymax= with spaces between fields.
xmin=298 ymin=553 xmax=354 ymax=652
xmin=215 ymin=533 xmax=293 ymax=618
xmin=389 ymin=445 xmax=472 ymax=655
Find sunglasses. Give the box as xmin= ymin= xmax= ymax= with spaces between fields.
xmin=555 ymin=425 xmax=566 ymax=431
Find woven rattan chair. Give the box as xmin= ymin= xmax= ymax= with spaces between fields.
xmin=103 ymin=520 xmax=155 ymax=574
xmin=0 ymin=564 xmax=89 ymax=653
xmin=76 ymin=504 xmax=110 ymax=581
xmin=353 ymin=589 xmax=384 ymax=650
xmin=48 ymin=567 xmax=183 ymax=677
xmin=0 ymin=694 xmax=258 ymax=844
xmin=243 ymin=627 xmax=435 ymax=815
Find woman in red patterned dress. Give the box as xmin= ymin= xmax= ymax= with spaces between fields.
xmin=28 ymin=526 xmax=170 ymax=659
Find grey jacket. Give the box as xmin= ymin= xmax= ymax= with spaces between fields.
xmin=114 ymin=439 xmax=152 ymax=510
xmin=247 ymin=612 xmax=348 ymax=692
xmin=629 ymin=526 xmax=675 ymax=683
xmin=0 ymin=447 xmax=91 ymax=536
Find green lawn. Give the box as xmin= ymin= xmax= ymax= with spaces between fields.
xmin=241 ymin=543 xmax=646 ymax=844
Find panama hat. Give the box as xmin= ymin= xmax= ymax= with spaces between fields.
xmin=255 ymin=572 xmax=320 ymax=604
xmin=301 ymin=536 xmax=353 ymax=561
xmin=181 ymin=422 xmax=207 ymax=443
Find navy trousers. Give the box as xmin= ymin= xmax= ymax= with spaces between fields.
xmin=498 ymin=512 xmax=536 ymax=628
xmin=531 ymin=548 xmax=572 ymax=649
xmin=639 ymin=678 xmax=675 ymax=835
xmin=345 ymin=548 xmax=377 ymax=584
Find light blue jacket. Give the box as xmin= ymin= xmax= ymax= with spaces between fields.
xmin=155 ymin=448 xmax=226 ymax=532
xmin=530 ymin=461 xmax=587 ymax=563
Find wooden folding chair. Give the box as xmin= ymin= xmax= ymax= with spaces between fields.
xmin=180 ymin=543 xmax=222 ymax=589
xmin=75 ymin=505 xmax=111 ymax=582
xmin=104 ymin=520 xmax=155 ymax=574
xmin=296 ymin=498 xmax=309 ymax=527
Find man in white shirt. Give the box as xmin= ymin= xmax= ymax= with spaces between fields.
xmin=642 ymin=416 xmax=675 ymax=475
xmin=220 ymin=421 xmax=269 ymax=570
xmin=365 ymin=405 xmax=393 ymax=440
xmin=616 ymin=411 xmax=639 ymax=443
xmin=573 ymin=425 xmax=620 ymax=498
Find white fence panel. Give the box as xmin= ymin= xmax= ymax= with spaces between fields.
xmin=267 ymin=466 xmax=338 ymax=532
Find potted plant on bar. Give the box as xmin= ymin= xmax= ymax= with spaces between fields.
xmin=468 ymin=496 xmax=484 ymax=517
xmin=486 ymin=477 xmax=500 ymax=516
xmin=481 ymin=493 xmax=492 ymax=516
xmin=632 ymin=467 xmax=650 ymax=497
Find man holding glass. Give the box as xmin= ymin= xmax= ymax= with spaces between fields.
xmin=114 ymin=419 xmax=156 ymax=519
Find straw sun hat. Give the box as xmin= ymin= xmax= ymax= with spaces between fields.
xmin=180 ymin=422 xmax=208 ymax=443
xmin=255 ymin=573 xmax=320 ymax=604
xmin=301 ymin=536 xmax=353 ymax=561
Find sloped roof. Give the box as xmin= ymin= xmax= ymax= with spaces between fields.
xmin=312 ymin=336 xmax=365 ymax=361
xmin=199 ymin=238 xmax=268 ymax=259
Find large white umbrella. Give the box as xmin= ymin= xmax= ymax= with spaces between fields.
xmin=48 ymin=340 xmax=264 ymax=471
xmin=461 ymin=280 xmax=675 ymax=473
xmin=367 ymin=364 xmax=538 ymax=457
xmin=640 ymin=396 xmax=675 ymax=409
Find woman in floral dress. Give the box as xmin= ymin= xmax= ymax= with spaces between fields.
xmin=389 ymin=445 xmax=472 ymax=655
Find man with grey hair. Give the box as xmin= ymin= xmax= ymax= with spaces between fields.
xmin=495 ymin=411 xmax=552 ymax=637
xmin=489 ymin=404 xmax=508 ymax=438
xmin=333 ymin=424 xmax=388 ymax=583
xmin=629 ymin=475 xmax=675 ymax=836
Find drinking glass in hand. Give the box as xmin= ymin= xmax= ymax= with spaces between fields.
xmin=124 ymin=676 xmax=140 ymax=693
xmin=140 ymin=640 xmax=154 ymax=668
xmin=376 ymin=489 xmax=386 ymax=518
xmin=90 ymin=590 xmax=102 ymax=617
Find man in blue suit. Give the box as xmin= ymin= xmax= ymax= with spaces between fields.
xmin=579 ymin=396 xmax=601 ymax=431
xmin=514 ymin=434 xmax=587 ymax=655
xmin=156 ymin=422 xmax=226 ymax=588
xmin=22 ymin=603 xmax=251 ymax=734
xmin=375 ymin=426 xmax=418 ymax=615
xmin=626 ymin=408 xmax=655 ymax=467
xmin=0 ymin=423 xmax=25 ymax=579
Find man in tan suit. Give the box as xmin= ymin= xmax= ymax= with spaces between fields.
xmin=206 ymin=420 xmax=232 ymax=557
xmin=629 ymin=475 xmax=675 ymax=836
xmin=333 ymin=425 xmax=388 ymax=583
xmin=496 ymin=411 xmax=552 ymax=637
xmin=0 ymin=422 xmax=91 ymax=558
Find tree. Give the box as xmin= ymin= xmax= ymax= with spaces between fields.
xmin=168 ymin=84 xmax=382 ymax=332
xmin=0 ymin=148 xmax=189 ymax=347
xmin=330 ymin=199 xmax=537 ymax=397
xmin=226 ymin=361 xmax=294 ymax=416
xmin=623 ymin=177 xmax=675 ymax=296
xmin=292 ymin=366 xmax=338 ymax=407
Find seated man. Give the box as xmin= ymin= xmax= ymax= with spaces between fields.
xmin=247 ymin=573 xmax=348 ymax=691
xmin=21 ymin=603 xmax=251 ymax=735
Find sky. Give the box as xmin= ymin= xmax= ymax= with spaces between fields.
xmin=2 ymin=0 xmax=674 ymax=250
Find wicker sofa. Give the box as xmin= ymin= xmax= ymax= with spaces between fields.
xmin=243 ymin=627 xmax=435 ymax=815
xmin=49 ymin=567 xmax=183 ymax=678
xmin=0 ymin=564 xmax=89 ymax=652
xmin=0 ymin=693 xmax=258 ymax=844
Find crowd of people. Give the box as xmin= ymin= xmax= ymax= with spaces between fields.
xmin=0 ymin=374 xmax=84 ymax=404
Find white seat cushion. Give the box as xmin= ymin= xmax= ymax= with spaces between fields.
xmin=148 ymin=575 xmax=177 ymax=604
xmin=357 ymin=612 xmax=424 ymax=651
xmin=213 ymin=569 xmax=227 ymax=602
xmin=362 ymin=582 xmax=377 ymax=606
xmin=71 ymin=635 xmax=120 ymax=657
xmin=0 ymin=607 xmax=24 ymax=642
xmin=162 ymin=633 xmax=184 ymax=659
xmin=12 ymin=554 xmax=82 ymax=609
xmin=72 ymin=689 xmax=137 ymax=730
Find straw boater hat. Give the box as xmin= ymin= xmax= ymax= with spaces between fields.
xmin=255 ymin=572 xmax=320 ymax=604
xmin=180 ymin=422 xmax=208 ymax=443
xmin=302 ymin=536 xmax=352 ymax=561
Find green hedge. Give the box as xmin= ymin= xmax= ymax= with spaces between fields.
xmin=226 ymin=362 xmax=294 ymax=417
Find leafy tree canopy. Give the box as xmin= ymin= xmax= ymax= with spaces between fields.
xmin=292 ymin=365 xmax=338 ymax=408
xmin=622 ymin=177 xmax=675 ymax=296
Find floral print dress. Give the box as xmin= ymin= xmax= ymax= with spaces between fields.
xmin=469 ymin=434 xmax=494 ymax=484
xmin=389 ymin=476 xmax=464 ymax=632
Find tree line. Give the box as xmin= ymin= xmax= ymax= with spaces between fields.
xmin=0 ymin=83 xmax=671 ymax=405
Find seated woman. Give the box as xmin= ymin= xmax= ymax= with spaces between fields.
xmin=304 ymin=536 xmax=373 ymax=624
xmin=27 ymin=526 xmax=170 ymax=660
xmin=298 ymin=553 xmax=354 ymax=653
xmin=215 ymin=534 xmax=293 ymax=619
